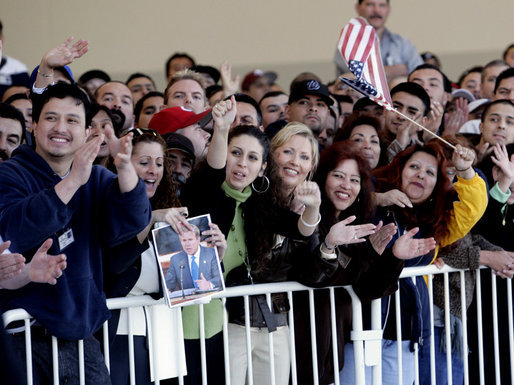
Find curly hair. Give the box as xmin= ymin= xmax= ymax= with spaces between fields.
xmin=373 ymin=141 xmax=457 ymax=243
xmin=131 ymin=132 xmax=181 ymax=209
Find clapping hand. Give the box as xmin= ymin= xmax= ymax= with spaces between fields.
xmin=369 ymin=221 xmax=397 ymax=255
xmin=325 ymin=215 xmax=377 ymax=248
xmin=392 ymin=227 xmax=436 ymax=260
xmin=0 ymin=241 xmax=25 ymax=281
xmin=28 ymin=239 xmax=67 ymax=285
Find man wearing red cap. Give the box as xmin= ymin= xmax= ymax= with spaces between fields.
xmin=242 ymin=70 xmax=270 ymax=103
xmin=149 ymin=106 xmax=212 ymax=160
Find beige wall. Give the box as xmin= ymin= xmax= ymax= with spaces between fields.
xmin=1 ymin=0 xmax=512 ymax=91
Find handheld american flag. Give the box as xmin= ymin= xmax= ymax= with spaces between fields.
xmin=337 ymin=17 xmax=393 ymax=110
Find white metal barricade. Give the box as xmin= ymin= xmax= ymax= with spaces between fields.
xmin=2 ymin=265 xmax=513 ymax=385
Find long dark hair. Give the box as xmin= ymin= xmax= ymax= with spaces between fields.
xmin=131 ymin=131 xmax=180 ymax=209
xmin=373 ymin=141 xmax=456 ymax=243
xmin=314 ymin=140 xmax=375 ymax=237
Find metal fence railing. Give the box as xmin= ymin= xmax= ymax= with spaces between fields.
xmin=2 ymin=265 xmax=513 ymax=385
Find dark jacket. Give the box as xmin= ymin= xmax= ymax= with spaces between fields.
xmin=0 ymin=145 xmax=152 ymax=340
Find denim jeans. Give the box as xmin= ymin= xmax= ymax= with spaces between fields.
xmin=418 ymin=326 xmax=464 ymax=385
xmin=12 ymin=331 xmax=111 ymax=385
xmin=340 ymin=340 xmax=415 ymax=385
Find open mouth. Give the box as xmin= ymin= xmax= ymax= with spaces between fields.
xmin=283 ymin=167 xmax=299 ymax=176
xmin=335 ymin=191 xmax=350 ymax=200
xmin=232 ymin=171 xmax=247 ymax=181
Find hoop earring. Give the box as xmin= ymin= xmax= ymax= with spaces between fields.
xmin=251 ymin=176 xmax=270 ymax=193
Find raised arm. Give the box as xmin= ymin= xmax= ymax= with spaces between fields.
xmin=34 ymin=37 xmax=88 ymax=89
xmin=207 ymin=96 xmax=236 ymax=169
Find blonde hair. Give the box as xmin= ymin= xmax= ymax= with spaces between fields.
xmin=164 ymin=69 xmax=206 ymax=103
xmin=270 ymin=122 xmax=319 ymax=178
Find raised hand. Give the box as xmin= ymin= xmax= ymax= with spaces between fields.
xmin=295 ymin=181 xmax=322 ymax=209
xmin=374 ymin=189 xmax=413 ymax=208
xmin=392 ymin=227 xmax=436 ymax=260
xmin=369 ymin=221 xmax=397 ymax=255
xmin=443 ymin=98 xmax=469 ymax=136
xmin=41 ymin=37 xmax=89 ymax=69
xmin=28 ymin=239 xmax=67 ymax=285
xmin=220 ymin=60 xmax=239 ymax=97
xmin=424 ymin=101 xmax=444 ymax=138
xmin=491 ymin=143 xmax=514 ymax=193
xmin=115 ymin=133 xmax=139 ymax=193
xmin=452 ymin=143 xmax=476 ymax=179
xmin=202 ymin=223 xmax=227 ymax=260
xmin=212 ymin=95 xmax=237 ymax=131
xmin=0 ymin=241 xmax=25 ymax=281
xmin=325 ymin=215 xmax=377 ymax=248
xmin=69 ymin=135 xmax=103 ymax=186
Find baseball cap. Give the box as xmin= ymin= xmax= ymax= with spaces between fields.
xmin=451 ymin=88 xmax=475 ymax=103
xmin=242 ymin=70 xmax=265 ymax=91
xmin=162 ymin=132 xmax=196 ymax=164
xmin=289 ymin=80 xmax=334 ymax=106
xmin=148 ymin=106 xmax=212 ymax=135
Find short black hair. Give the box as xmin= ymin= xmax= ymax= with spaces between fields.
xmin=32 ymin=83 xmax=90 ymax=125
xmin=0 ymin=102 xmax=26 ymax=143
xmin=4 ymin=92 xmax=30 ymax=105
xmin=494 ymin=67 xmax=514 ymax=94
xmin=390 ymin=82 xmax=431 ymax=117
xmin=458 ymin=66 xmax=483 ymax=88
xmin=126 ymin=72 xmax=156 ymax=88
xmin=134 ymin=91 xmax=164 ymax=121
xmin=258 ymin=90 xmax=287 ymax=107
xmin=232 ymin=93 xmax=263 ymax=125
xmin=481 ymin=100 xmax=514 ymax=123
xmin=206 ymin=85 xmax=223 ymax=100
xmin=165 ymin=53 xmax=196 ymax=78
xmin=409 ymin=63 xmax=452 ymax=93
xmin=78 ymin=69 xmax=111 ymax=85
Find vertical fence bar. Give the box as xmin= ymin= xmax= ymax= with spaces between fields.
xmin=459 ymin=270 xmax=469 ymax=385
xmin=371 ymin=298 xmax=382 ymax=385
xmin=443 ymin=272 xmax=453 ymax=385
xmin=78 ymin=339 xmax=85 ymax=385
xmin=198 ymin=303 xmax=207 ymax=385
xmin=490 ymin=272 xmax=501 ymax=385
xmin=287 ymin=291 xmax=298 ymax=385
xmin=329 ymin=287 xmax=340 ymax=385
xmin=475 ymin=271 xmax=485 ymax=385
xmin=507 ymin=278 xmax=514 ymax=385
xmin=51 ymin=336 xmax=59 ymax=385
xmin=222 ymin=297 xmax=231 ymax=385
xmin=395 ymin=288 xmax=403 ymax=385
xmin=24 ymin=320 xmax=33 ymax=385
xmin=265 ymin=293 xmax=276 ymax=385
xmin=427 ymin=274 xmax=436 ymax=385
xmin=244 ymin=295 xmax=253 ymax=385
xmin=308 ymin=289 xmax=319 ymax=385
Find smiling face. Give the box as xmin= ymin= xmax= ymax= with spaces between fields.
xmin=0 ymin=117 xmax=23 ymax=161
xmin=33 ymin=97 xmax=87 ymax=164
xmin=479 ymin=103 xmax=514 ymax=146
xmin=400 ymin=151 xmax=438 ymax=205
xmin=131 ymin=141 xmax=164 ymax=198
xmin=349 ymin=124 xmax=381 ymax=169
xmin=225 ymin=134 xmax=266 ymax=192
xmin=325 ymin=159 xmax=361 ymax=217
xmin=90 ymin=110 xmax=113 ymax=158
xmin=273 ymin=134 xmax=313 ymax=191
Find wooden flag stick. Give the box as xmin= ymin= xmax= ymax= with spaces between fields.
xmin=391 ymin=108 xmax=456 ymax=150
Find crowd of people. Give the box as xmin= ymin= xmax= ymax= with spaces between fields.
xmin=0 ymin=1 xmax=513 ymax=384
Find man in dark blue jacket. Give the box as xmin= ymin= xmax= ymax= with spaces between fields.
xmin=0 ymin=82 xmax=151 ymax=385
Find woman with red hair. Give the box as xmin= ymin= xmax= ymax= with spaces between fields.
xmin=341 ymin=140 xmax=487 ymax=385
